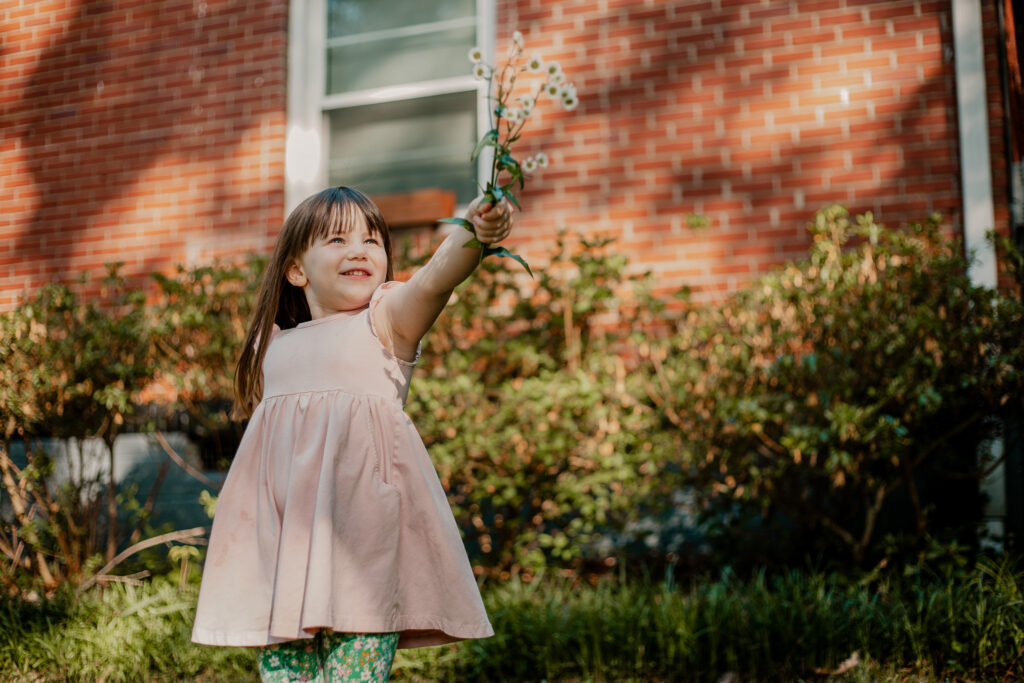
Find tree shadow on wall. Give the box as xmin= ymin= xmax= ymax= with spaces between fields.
xmin=523 ymin=2 xmax=961 ymax=273
xmin=13 ymin=0 xmax=283 ymax=280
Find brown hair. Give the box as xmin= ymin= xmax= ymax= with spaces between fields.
xmin=233 ymin=186 xmax=393 ymax=419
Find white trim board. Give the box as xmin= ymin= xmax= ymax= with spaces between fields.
xmin=953 ymin=0 xmax=998 ymax=289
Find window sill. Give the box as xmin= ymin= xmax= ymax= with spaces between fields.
xmin=370 ymin=188 xmax=457 ymax=230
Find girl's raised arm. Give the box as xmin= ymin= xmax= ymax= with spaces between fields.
xmin=375 ymin=198 xmax=513 ymax=362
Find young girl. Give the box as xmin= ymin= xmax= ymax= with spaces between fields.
xmin=191 ymin=186 xmax=513 ymax=681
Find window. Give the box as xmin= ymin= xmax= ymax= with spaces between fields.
xmin=286 ymin=0 xmax=493 ymax=213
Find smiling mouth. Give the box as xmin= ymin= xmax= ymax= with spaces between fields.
xmin=342 ymin=269 xmax=371 ymax=277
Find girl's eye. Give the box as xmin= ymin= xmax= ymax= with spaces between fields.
xmin=329 ymin=237 xmax=344 ymax=244
xmin=364 ymin=238 xmax=378 ymax=245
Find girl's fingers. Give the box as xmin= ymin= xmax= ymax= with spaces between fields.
xmin=475 ymin=198 xmax=512 ymax=219
xmin=476 ymin=222 xmax=511 ymax=243
xmin=470 ymin=197 xmax=513 ymax=242
xmin=474 ymin=202 xmax=512 ymax=224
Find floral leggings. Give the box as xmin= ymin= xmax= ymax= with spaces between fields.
xmin=257 ymin=630 xmax=399 ymax=682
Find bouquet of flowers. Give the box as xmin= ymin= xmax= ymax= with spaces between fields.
xmin=440 ymin=31 xmax=579 ymax=276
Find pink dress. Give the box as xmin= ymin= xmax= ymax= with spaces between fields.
xmin=191 ymin=282 xmax=493 ymax=649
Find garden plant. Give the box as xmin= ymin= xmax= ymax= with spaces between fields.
xmin=0 ymin=206 xmax=1022 ymax=680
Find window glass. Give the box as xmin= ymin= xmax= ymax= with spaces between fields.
xmin=326 ymin=24 xmax=475 ymax=94
xmin=328 ymin=0 xmax=474 ymax=37
xmin=327 ymin=91 xmax=478 ymax=203
xmin=323 ymin=0 xmax=480 ymax=203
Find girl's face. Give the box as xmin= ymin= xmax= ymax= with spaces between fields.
xmin=285 ymin=211 xmax=388 ymax=319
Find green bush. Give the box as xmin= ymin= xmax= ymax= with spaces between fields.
xmin=149 ymin=257 xmax=263 ymax=468
xmin=643 ymin=206 xmax=1024 ymax=567
xmin=409 ymin=234 xmax=663 ymax=574
xmin=0 ymin=268 xmax=153 ymax=587
xmin=4 ymin=206 xmax=1023 ymax=591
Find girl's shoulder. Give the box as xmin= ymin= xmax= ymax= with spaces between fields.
xmin=369 ymin=281 xmax=420 ymax=365
xmin=371 ymin=280 xmax=405 ymax=303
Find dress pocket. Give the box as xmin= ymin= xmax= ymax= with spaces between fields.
xmin=362 ymin=400 xmax=399 ymax=490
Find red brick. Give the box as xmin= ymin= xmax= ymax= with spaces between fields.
xmin=770 ymin=16 xmax=814 ymax=33
xmin=840 ymin=23 xmax=890 ymax=40
xmin=748 ymin=5 xmax=796 ymax=23
xmin=820 ymin=40 xmax=871 ymax=59
xmin=871 ymin=34 xmax=920 ymax=52
xmin=868 ymin=3 xmax=921 ymax=21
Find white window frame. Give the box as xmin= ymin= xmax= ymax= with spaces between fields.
xmin=285 ymin=0 xmax=495 ymax=216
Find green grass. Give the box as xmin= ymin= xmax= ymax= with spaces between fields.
xmin=0 ymin=577 xmax=256 ymax=681
xmin=392 ymin=558 xmax=1024 ymax=681
xmin=1 ymin=557 xmax=1021 ymax=681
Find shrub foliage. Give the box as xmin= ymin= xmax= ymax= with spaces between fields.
xmin=1 ymin=207 xmax=1022 ymax=593
xmin=0 ymin=269 xmax=152 ymax=586
xmin=410 ymin=234 xmax=662 ymax=573
xmin=644 ymin=207 xmax=1024 ymax=566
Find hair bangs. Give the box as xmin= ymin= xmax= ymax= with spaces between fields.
xmin=306 ymin=196 xmax=358 ymax=246
xmin=302 ymin=188 xmax=389 ymax=248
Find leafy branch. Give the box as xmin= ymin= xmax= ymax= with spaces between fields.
xmin=441 ymin=32 xmax=579 ymax=276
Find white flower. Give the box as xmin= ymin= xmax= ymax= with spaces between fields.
xmin=519 ymin=96 xmax=535 ymax=113
xmin=513 ymin=30 xmax=525 ymax=48
xmin=548 ymin=70 xmax=565 ymax=84
xmin=545 ymin=60 xmax=563 ymax=80
xmin=558 ymin=83 xmax=579 ymax=111
xmin=535 ymin=151 xmax=549 ymax=168
xmin=506 ymin=107 xmax=528 ymax=124
xmin=526 ymin=53 xmax=544 ymax=73
xmin=473 ymin=63 xmax=492 ymax=80
xmin=543 ymin=82 xmax=560 ymax=97
xmin=468 ymin=46 xmax=483 ymax=64
xmin=556 ymin=83 xmax=579 ymax=111
xmin=523 ymin=157 xmax=538 ymax=174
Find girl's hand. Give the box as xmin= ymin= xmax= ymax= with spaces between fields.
xmin=468 ymin=197 xmax=514 ymax=245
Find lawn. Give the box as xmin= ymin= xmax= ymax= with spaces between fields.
xmin=1 ymin=556 xmax=1021 ymax=681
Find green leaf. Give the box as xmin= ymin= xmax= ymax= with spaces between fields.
xmin=438 ymin=217 xmax=475 ymax=233
xmin=499 ymin=154 xmax=519 ymax=172
xmin=484 ymin=246 xmax=534 ymax=277
xmin=464 ymin=237 xmax=484 ymax=249
xmin=471 ymin=129 xmax=499 ymax=162
xmin=500 ymin=188 xmax=521 ymax=210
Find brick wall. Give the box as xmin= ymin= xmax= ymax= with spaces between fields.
xmin=1 ymin=0 xmax=1014 ymax=309
xmin=499 ymin=0 xmax=988 ymax=301
xmin=0 ymin=0 xmax=287 ymax=308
